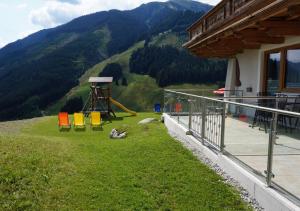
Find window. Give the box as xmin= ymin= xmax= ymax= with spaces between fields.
xmin=266 ymin=52 xmax=281 ymax=95
xmin=286 ymin=49 xmax=300 ymax=88
xmin=264 ymin=44 xmax=300 ymax=93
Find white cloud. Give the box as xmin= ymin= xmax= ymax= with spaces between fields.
xmin=29 ymin=0 xmax=221 ymax=28
xmin=0 ymin=29 xmax=41 ymax=49
xmin=17 ymin=3 xmax=28 ymax=9
xmin=0 ymin=3 xmax=6 ymax=8
xmin=0 ymin=37 xmax=6 ymax=48
xmin=201 ymin=0 xmax=220 ymax=4
xmin=57 ymin=0 xmax=80 ymax=4
xmin=18 ymin=29 xmax=40 ymax=39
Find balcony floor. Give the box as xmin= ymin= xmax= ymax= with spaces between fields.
xmin=173 ymin=115 xmax=300 ymax=200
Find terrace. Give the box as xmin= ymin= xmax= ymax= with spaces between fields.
xmin=172 ymin=0 xmax=300 ymax=210
xmin=164 ymin=89 xmax=300 ymax=208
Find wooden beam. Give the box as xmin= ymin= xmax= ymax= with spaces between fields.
xmin=234 ymin=29 xmax=285 ymax=44
xmin=287 ymin=5 xmax=300 ymax=20
xmin=193 ymin=47 xmax=241 ymax=56
xmin=221 ymin=37 xmax=261 ymax=49
xmin=259 ymin=20 xmax=300 ymax=28
xmin=267 ymin=27 xmax=300 ymax=36
xmin=288 ymin=5 xmax=300 ymax=16
xmin=242 ymin=42 xmax=261 ymax=49
xmin=243 ymin=36 xmax=284 ymax=44
xmin=195 ymin=52 xmax=236 ymax=58
xmin=192 ymin=35 xmax=261 ymax=54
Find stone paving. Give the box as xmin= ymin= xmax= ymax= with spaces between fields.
xmin=172 ymin=115 xmax=300 ymax=200
xmin=225 ymin=118 xmax=300 ymax=200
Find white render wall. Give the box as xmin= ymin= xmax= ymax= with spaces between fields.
xmin=225 ymin=36 xmax=300 ymax=95
xmin=236 ymin=49 xmax=261 ymax=96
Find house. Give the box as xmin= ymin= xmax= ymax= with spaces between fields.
xmin=162 ymin=1 xmax=300 ymax=210
xmin=184 ymin=0 xmax=300 ymax=97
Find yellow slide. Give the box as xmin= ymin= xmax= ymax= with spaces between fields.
xmin=109 ymin=98 xmax=137 ymax=116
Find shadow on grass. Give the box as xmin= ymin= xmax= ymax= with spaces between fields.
xmin=101 ymin=114 xmax=138 ymax=126
xmin=59 ymin=128 xmax=71 ymax=132
xmin=101 ymin=117 xmax=124 ymax=126
xmin=74 ymin=127 xmax=86 ymax=132
xmin=91 ymin=127 xmax=103 ymax=131
xmin=111 ymin=117 xmax=125 ymax=121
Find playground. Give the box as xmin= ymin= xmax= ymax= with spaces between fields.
xmin=58 ymin=77 xmax=137 ymax=130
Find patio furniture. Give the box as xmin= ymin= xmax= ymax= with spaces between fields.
xmin=74 ymin=112 xmax=85 ymax=128
xmin=58 ymin=112 xmax=71 ymax=129
xmin=90 ymin=112 xmax=101 ymax=128
xmin=284 ymin=95 xmax=300 ymax=133
xmin=175 ymin=103 xmax=182 ymax=113
xmin=276 ymin=94 xmax=288 ymax=132
xmin=251 ymin=92 xmax=272 ymax=132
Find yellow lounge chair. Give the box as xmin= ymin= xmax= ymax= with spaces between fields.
xmin=73 ymin=112 xmax=85 ymax=128
xmin=90 ymin=112 xmax=101 ymax=128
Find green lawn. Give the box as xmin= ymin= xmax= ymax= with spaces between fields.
xmin=0 ymin=113 xmax=251 ymax=210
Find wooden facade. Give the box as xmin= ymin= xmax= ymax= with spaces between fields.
xmin=184 ymin=0 xmax=300 ymax=58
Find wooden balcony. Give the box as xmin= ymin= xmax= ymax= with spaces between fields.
xmin=184 ymin=0 xmax=300 ymax=58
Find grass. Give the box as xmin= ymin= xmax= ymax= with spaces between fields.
xmin=150 ymin=32 xmax=187 ymax=49
xmin=0 ymin=113 xmax=251 ymax=210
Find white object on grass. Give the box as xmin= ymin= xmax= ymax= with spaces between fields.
xmin=110 ymin=128 xmax=127 ymax=139
xmin=138 ymin=118 xmax=157 ymax=124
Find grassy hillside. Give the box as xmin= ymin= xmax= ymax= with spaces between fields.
xmin=149 ymin=31 xmax=187 ymax=48
xmin=46 ymin=41 xmax=161 ymax=114
xmin=47 ymin=39 xmax=217 ymax=114
xmin=0 ymin=114 xmax=251 ymax=210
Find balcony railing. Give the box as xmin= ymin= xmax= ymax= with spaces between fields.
xmin=188 ymin=0 xmax=257 ymax=40
xmin=164 ymin=89 xmax=300 ymax=204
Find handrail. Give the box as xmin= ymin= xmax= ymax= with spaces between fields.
xmin=186 ymin=0 xmax=285 ymax=47
xmin=164 ymin=88 xmax=300 ymax=202
xmin=188 ymin=0 xmax=257 ymax=37
xmin=166 ymin=88 xmax=243 ymax=92
xmin=165 ymin=89 xmax=300 ymax=117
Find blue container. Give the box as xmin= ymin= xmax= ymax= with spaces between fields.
xmin=154 ymin=103 xmax=161 ymax=113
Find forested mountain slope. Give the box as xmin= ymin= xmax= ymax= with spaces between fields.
xmin=0 ymin=0 xmax=223 ymax=120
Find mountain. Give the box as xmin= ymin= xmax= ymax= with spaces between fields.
xmin=167 ymin=0 xmax=212 ymax=12
xmin=0 ymin=0 xmax=213 ymax=121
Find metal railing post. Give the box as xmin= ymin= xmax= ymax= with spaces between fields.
xmin=265 ymin=112 xmax=277 ymax=187
xmin=163 ymin=90 xmax=166 ymax=113
xmin=220 ymin=102 xmax=226 ymax=153
xmin=201 ymin=98 xmax=206 ymax=144
xmin=177 ymin=97 xmax=180 ymax=123
xmin=186 ymin=98 xmax=193 ymax=135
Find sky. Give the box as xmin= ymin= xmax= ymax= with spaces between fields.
xmin=0 ymin=0 xmax=220 ymax=48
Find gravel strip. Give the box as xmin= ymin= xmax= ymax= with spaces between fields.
xmin=171 ymin=132 xmax=264 ymax=211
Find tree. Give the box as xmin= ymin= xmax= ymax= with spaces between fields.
xmin=99 ymin=63 xmax=123 ymax=85
xmin=129 ymin=45 xmax=227 ymax=87
xmin=61 ymin=97 xmax=83 ymax=113
xmin=122 ymin=77 xmax=128 ymax=86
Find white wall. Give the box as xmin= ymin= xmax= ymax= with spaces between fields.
xmin=236 ymin=49 xmax=261 ymax=96
xmin=224 ymin=58 xmax=236 ymax=97
xmin=225 ymin=36 xmax=300 ymax=96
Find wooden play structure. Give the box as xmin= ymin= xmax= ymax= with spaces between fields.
xmin=82 ymin=77 xmax=136 ymax=117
